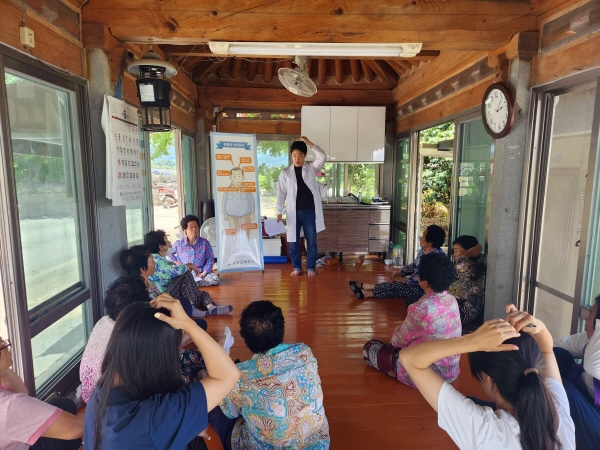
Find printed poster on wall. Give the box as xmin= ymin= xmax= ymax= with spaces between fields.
xmin=210 ymin=132 xmax=264 ymax=273
xmin=101 ymin=95 xmax=142 ymax=206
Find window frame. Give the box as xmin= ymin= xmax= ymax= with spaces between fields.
xmin=0 ymin=44 xmax=100 ymax=396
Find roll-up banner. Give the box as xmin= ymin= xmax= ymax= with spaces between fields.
xmin=210 ymin=132 xmax=264 ymax=273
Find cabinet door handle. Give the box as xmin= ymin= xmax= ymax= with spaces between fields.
xmin=575 ymin=240 xmax=580 ymax=247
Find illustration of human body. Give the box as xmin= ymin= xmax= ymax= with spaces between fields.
xmin=223 ymin=167 xmax=255 ymax=253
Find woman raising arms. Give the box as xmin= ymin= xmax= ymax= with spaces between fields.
xmin=84 ymin=296 xmax=240 ymax=450
xmin=400 ymin=305 xmax=575 ymax=450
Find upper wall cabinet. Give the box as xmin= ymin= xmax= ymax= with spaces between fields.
xmin=300 ymin=106 xmax=330 ymax=162
xmin=330 ymin=106 xmax=359 ymax=162
xmin=301 ymin=106 xmax=385 ymax=163
xmin=357 ymin=107 xmax=386 ymax=162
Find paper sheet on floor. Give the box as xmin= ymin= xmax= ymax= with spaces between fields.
xmin=263 ymin=218 xmax=287 ymax=236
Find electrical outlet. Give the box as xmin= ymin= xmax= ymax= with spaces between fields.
xmin=19 ymin=26 xmax=35 ymax=48
xmin=212 ymin=125 xmax=217 ymax=132
xmin=213 ymin=106 xmax=219 ymax=114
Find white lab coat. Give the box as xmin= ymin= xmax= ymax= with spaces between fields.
xmin=276 ymin=145 xmax=327 ymax=242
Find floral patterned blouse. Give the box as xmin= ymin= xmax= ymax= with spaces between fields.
xmin=149 ymin=253 xmax=187 ymax=293
xmin=220 ymin=343 xmax=330 ymax=449
xmin=448 ymin=255 xmax=486 ymax=323
xmin=391 ymin=290 xmax=461 ymax=387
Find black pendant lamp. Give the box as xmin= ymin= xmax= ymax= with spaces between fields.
xmin=127 ymin=50 xmax=177 ymax=132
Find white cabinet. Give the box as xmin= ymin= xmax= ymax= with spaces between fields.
xmin=329 ymin=106 xmax=358 ymax=162
xmin=301 ymin=106 xmax=330 ymax=161
xmin=301 ymin=106 xmax=385 ymax=163
xmin=357 ymin=107 xmax=386 ymax=162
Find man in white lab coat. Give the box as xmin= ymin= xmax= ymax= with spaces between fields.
xmin=276 ymin=137 xmax=326 ymax=277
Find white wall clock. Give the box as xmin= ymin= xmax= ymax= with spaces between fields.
xmin=481 ymin=83 xmax=515 ymax=139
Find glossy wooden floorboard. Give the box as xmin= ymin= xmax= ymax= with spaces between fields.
xmin=202 ymin=259 xmax=485 ymax=449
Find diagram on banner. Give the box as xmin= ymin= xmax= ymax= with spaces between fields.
xmin=211 ymin=134 xmax=263 ymax=273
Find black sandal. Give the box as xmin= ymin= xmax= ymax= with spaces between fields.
xmin=349 ymin=281 xmax=364 ymax=299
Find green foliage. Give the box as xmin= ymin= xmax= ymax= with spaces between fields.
xmin=149 ymin=132 xmax=174 ymax=160
xmin=258 ymin=162 xmax=286 ymax=193
xmin=257 ymin=141 xmax=289 ymax=158
xmin=419 ymin=121 xmax=455 ymax=144
xmin=13 ymin=154 xmax=65 ymax=191
xmin=422 ymin=157 xmax=452 ymax=206
xmin=347 ymin=164 xmax=376 ymax=196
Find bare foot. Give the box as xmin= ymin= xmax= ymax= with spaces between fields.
xmin=307 ymin=270 xmax=316 ymax=277
xmin=290 ymin=269 xmax=302 ymax=276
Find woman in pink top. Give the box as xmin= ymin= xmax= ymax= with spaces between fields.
xmin=1 ymin=334 xmax=83 ymax=449
xmin=363 ymin=253 xmax=461 ymax=387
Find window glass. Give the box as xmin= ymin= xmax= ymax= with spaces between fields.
xmin=454 ymin=118 xmax=492 ymax=245
xmin=5 ymin=71 xmax=84 ymax=312
xmin=257 ymin=140 xmax=289 ymax=217
xmin=181 ymin=135 xmax=196 ymax=216
xmin=125 ymin=120 xmax=148 ymax=246
xmin=31 ymin=302 xmax=88 ymax=389
xmin=150 ymin=131 xmax=180 ymax=241
xmin=320 ymin=163 xmax=377 ymax=198
xmin=392 ymin=138 xmax=410 ymax=256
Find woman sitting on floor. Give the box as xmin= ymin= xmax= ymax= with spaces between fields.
xmin=362 ymin=253 xmax=461 ymax=387
xmin=144 ymin=230 xmax=232 ymax=316
xmin=349 ymin=225 xmax=446 ymax=300
xmin=172 ymin=215 xmax=220 ymax=287
xmin=1 ymin=332 xmax=83 ymax=450
xmin=448 ymin=235 xmax=486 ymax=327
xmin=84 ymin=297 xmax=240 ymax=450
xmin=400 ymin=305 xmax=575 ymax=450
xmin=553 ymin=294 xmax=600 ymax=450
xmin=80 ymin=276 xmax=209 ymax=405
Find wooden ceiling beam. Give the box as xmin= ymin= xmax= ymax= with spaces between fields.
xmin=350 ymin=60 xmax=360 ymax=83
xmin=283 ymin=59 xmax=293 ymax=68
xmin=230 ymin=57 xmax=243 ymax=80
xmin=198 ymin=85 xmax=393 ymax=110
xmin=360 ymin=60 xmax=375 ymax=83
xmin=335 ymin=59 xmax=343 ymax=85
xmin=386 ymin=60 xmax=408 ymax=77
xmin=86 ymin=1 xmax=533 ymax=16
xmin=318 ymin=59 xmax=327 ymax=85
xmin=367 ymin=60 xmax=398 ymax=89
xmin=217 ymin=57 xmax=232 ymax=78
xmin=263 ymin=59 xmax=273 ymax=84
xmin=246 ymin=60 xmax=257 ymax=82
xmin=84 ymin=8 xmax=536 ymax=51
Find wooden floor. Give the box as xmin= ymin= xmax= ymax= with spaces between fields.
xmin=201 ymin=257 xmax=486 ymax=450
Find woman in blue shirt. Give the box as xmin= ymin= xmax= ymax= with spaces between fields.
xmin=84 ymin=296 xmax=240 ymax=450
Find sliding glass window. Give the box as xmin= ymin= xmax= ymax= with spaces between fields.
xmin=0 ymin=52 xmax=96 ymax=394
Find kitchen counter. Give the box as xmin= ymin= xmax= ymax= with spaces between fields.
xmin=318 ymin=204 xmax=390 ymax=253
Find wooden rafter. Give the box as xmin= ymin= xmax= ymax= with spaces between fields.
xmin=335 ymin=59 xmax=343 ymax=85
xmin=318 ymin=59 xmax=327 ymax=85
xmin=230 ymin=57 xmax=243 ymax=80
xmin=217 ymin=57 xmax=232 ymax=78
xmin=386 ymin=60 xmax=408 ymax=77
xmin=246 ymin=60 xmax=257 ymax=81
xmin=350 ymin=60 xmax=360 ymax=83
xmin=263 ymin=59 xmax=273 ymax=84
xmin=360 ymin=60 xmax=374 ymax=83
xmin=367 ymin=60 xmax=397 ymax=88
xmin=283 ymin=59 xmax=293 ymax=68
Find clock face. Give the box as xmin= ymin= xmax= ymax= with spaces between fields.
xmin=484 ymin=88 xmax=509 ymax=134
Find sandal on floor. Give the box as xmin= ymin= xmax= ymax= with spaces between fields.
xmin=349 ymin=281 xmax=364 ymax=299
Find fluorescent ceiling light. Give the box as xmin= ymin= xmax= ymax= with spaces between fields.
xmin=209 ymin=42 xmax=423 ymax=58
